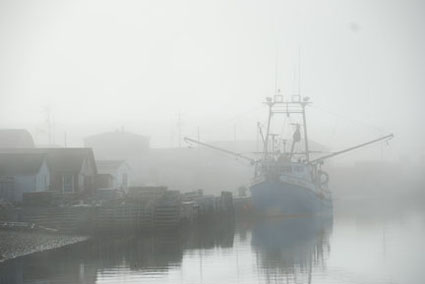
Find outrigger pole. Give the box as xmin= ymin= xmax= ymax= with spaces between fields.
xmin=183 ymin=137 xmax=257 ymax=164
xmin=309 ymin=133 xmax=394 ymax=165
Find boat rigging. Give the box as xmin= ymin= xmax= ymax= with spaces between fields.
xmin=184 ymin=94 xmax=394 ymax=216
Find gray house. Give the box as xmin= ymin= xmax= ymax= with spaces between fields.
xmin=0 ymin=148 xmax=97 ymax=196
xmin=0 ymin=153 xmax=50 ymax=202
xmin=40 ymin=148 xmax=97 ymax=195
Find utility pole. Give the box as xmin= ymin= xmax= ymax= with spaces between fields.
xmin=177 ymin=112 xmax=182 ymax=148
xmin=43 ymin=106 xmax=53 ymax=145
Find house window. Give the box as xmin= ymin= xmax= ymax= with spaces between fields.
xmin=63 ymin=175 xmax=74 ymax=193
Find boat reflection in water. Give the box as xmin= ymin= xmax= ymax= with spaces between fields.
xmin=0 ymin=217 xmax=333 ymax=284
xmin=251 ymin=216 xmax=333 ymax=283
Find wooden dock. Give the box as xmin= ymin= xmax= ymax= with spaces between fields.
xmin=0 ymin=188 xmax=235 ymax=234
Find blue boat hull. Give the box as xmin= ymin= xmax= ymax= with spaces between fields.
xmin=250 ymin=180 xmax=333 ymax=217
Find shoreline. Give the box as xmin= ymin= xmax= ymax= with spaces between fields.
xmin=0 ymin=230 xmax=89 ymax=263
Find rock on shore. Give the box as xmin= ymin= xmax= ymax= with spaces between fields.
xmin=0 ymin=231 xmax=89 ymax=262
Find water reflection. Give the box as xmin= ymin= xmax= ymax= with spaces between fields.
xmin=2 ymin=201 xmax=424 ymax=283
xmin=250 ymin=216 xmax=333 ymax=283
xmin=0 ymin=222 xmax=235 ymax=284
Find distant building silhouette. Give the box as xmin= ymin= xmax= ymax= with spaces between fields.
xmin=84 ymin=130 xmax=149 ymax=161
xmin=0 ymin=129 xmax=35 ymax=148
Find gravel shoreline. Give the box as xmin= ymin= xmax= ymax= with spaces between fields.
xmin=0 ymin=231 xmax=89 ymax=262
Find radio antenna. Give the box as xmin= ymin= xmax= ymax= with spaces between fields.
xmin=298 ymin=46 xmax=302 ymax=95
xmin=274 ymin=41 xmax=279 ymax=95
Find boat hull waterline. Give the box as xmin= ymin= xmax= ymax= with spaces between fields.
xmin=250 ymin=180 xmax=333 ymax=217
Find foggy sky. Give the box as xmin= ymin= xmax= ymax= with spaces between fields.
xmin=0 ymin=0 xmax=424 ymax=162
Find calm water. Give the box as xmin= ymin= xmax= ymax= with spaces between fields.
xmin=1 ymin=200 xmax=424 ymax=284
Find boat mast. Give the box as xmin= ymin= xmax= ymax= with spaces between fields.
xmin=263 ymin=98 xmax=274 ymax=161
xmin=301 ymin=100 xmax=310 ymax=162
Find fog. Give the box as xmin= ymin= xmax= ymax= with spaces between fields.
xmin=1 ymin=2 xmax=425 ymax=284
xmin=1 ymin=0 xmax=425 ymax=193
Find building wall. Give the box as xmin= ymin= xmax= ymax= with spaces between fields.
xmin=49 ymin=173 xmax=63 ymax=192
xmin=49 ymin=172 xmax=76 ymax=193
xmin=48 ymin=159 xmax=96 ymax=194
xmin=94 ymin=174 xmax=113 ymax=189
xmin=10 ymin=161 xmax=50 ymax=202
xmin=35 ymin=162 xmax=50 ymax=192
xmin=81 ymin=157 xmax=96 ymax=177
xmin=112 ymin=164 xmax=130 ymax=192
xmin=0 ymin=177 xmax=14 ymax=201
xmin=13 ymin=175 xmax=35 ymax=202
xmin=79 ymin=158 xmax=97 ymax=192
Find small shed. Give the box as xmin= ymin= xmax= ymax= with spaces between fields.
xmin=96 ymin=160 xmax=130 ymax=192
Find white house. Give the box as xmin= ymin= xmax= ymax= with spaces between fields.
xmin=0 ymin=153 xmax=50 ymax=202
xmin=96 ymin=160 xmax=130 ymax=192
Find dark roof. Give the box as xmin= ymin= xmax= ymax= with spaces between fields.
xmin=0 ymin=148 xmax=97 ymax=174
xmin=0 ymin=129 xmax=35 ymax=148
xmin=0 ymin=153 xmax=46 ymax=176
xmin=42 ymin=148 xmax=96 ymax=173
xmin=96 ymin=160 xmax=127 ymax=174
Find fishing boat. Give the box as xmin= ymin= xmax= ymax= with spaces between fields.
xmin=185 ymin=95 xmax=393 ymax=217
xmin=250 ymin=95 xmax=332 ymax=217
